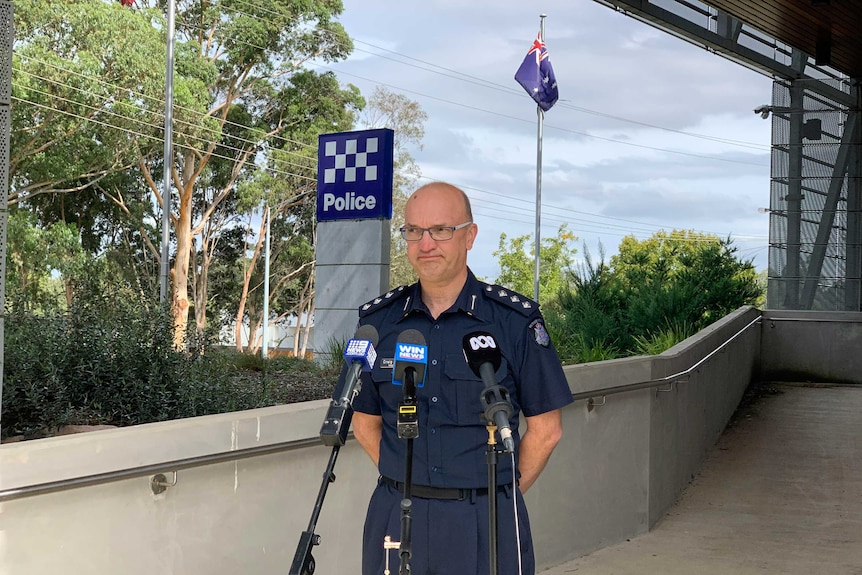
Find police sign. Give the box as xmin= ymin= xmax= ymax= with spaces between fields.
xmin=316 ymin=128 xmax=394 ymax=222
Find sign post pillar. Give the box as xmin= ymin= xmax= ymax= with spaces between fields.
xmin=313 ymin=129 xmax=394 ymax=365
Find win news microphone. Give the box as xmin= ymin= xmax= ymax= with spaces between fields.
xmin=319 ymin=324 xmax=379 ymax=447
xmin=392 ymin=329 xmax=428 ymax=439
xmin=463 ymin=332 xmax=515 ymax=453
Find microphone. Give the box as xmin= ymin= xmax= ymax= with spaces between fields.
xmin=462 ymin=332 xmax=515 ymax=453
xmin=391 ymin=329 xmax=428 ymax=388
xmin=392 ymin=329 xmax=428 ymax=439
xmin=319 ymin=324 xmax=379 ymax=446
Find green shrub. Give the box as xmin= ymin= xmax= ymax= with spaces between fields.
xmin=632 ymin=322 xmax=695 ymax=356
xmin=1 ymin=260 xmax=334 ymax=440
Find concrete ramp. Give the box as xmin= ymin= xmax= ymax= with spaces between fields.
xmin=541 ymin=383 xmax=862 ymax=574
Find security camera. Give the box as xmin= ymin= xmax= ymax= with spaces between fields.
xmin=754 ymin=105 xmax=771 ymax=119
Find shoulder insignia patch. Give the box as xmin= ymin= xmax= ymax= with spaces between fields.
xmin=529 ymin=318 xmax=551 ymax=347
xmin=480 ymin=282 xmax=537 ymax=316
xmin=359 ymin=285 xmax=409 ymax=317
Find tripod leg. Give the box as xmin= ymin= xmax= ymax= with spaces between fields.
xmin=289 ymin=445 xmax=340 ymax=575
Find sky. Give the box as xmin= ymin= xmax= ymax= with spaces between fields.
xmin=324 ymin=0 xmax=775 ymax=282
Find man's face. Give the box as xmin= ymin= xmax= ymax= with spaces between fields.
xmin=403 ymin=186 xmax=477 ymax=288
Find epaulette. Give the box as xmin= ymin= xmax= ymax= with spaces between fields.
xmin=479 ymin=282 xmax=538 ymax=316
xmin=358 ymin=285 xmax=410 ymax=318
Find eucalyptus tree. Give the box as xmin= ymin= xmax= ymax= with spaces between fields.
xmin=12 ymin=0 xmax=360 ymax=348
xmin=134 ymin=0 xmax=356 ymax=347
xmin=10 ymin=0 xmax=170 ymax=269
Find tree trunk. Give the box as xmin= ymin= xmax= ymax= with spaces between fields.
xmin=301 ymin=303 xmax=313 ymax=359
xmin=234 ymin=209 xmax=267 ymax=351
xmin=300 ymin=267 xmax=315 ymax=358
xmin=194 ymin=237 xmax=211 ymax=333
xmin=249 ymin=313 xmax=263 ymax=355
xmin=171 ymin=169 xmax=195 ymax=349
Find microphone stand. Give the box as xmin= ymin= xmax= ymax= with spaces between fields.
xmin=396 ymin=368 xmax=419 ymax=575
xmin=290 ymin=376 xmax=359 ymax=575
xmin=288 ymin=444 xmax=340 ymax=575
xmin=480 ymin=383 xmax=514 ymax=575
xmin=485 ymin=424 xmax=504 ymax=575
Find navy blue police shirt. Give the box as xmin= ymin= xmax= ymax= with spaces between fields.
xmin=349 ymin=269 xmax=573 ymax=489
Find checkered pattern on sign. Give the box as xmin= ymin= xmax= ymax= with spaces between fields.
xmin=323 ymin=137 xmax=379 ymax=184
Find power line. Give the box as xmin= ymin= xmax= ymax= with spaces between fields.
xmin=168 ymin=0 xmax=771 ymax=160
xmin=422 ymin=176 xmax=767 ymax=241
xmin=19 ymin=5 xmax=769 ymax=171
xmin=15 ymin=2 xmax=770 ymax=243
xmin=10 ymin=95 xmax=317 ymax=185
xmin=229 ymin=0 xmax=769 ymax=151
xmin=11 ymin=80 xmax=317 ymax=180
xmin=13 ymin=56 xmax=321 ymax=161
xmin=326 ymin=66 xmax=769 ymax=168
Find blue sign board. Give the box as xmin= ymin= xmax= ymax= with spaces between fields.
xmin=317 ymin=128 xmax=394 ymax=222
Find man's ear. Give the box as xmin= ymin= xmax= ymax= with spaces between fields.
xmin=465 ymin=223 xmax=478 ymax=250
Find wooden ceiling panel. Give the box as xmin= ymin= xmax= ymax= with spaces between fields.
xmin=707 ymin=0 xmax=862 ymax=78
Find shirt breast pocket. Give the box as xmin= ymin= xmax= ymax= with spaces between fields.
xmin=369 ymin=365 xmax=400 ymax=407
xmin=443 ymin=353 xmax=510 ymax=426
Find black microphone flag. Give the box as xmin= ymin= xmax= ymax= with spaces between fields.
xmin=462 ymin=331 xmax=515 ymax=452
xmin=319 ymin=324 xmax=379 ymax=446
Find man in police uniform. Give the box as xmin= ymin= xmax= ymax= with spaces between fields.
xmin=349 ymin=181 xmax=573 ymax=574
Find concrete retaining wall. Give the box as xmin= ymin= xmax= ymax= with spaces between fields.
xmin=0 ymin=307 xmax=763 ymax=574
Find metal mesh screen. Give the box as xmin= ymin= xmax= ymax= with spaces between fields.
xmin=0 ymin=0 xmax=11 ymax=432
xmin=767 ymin=78 xmax=861 ymax=310
xmin=0 ymin=1 xmax=9 ymax=106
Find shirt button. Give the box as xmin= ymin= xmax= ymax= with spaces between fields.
xmin=432 ymin=359 xmax=438 ymax=366
xmin=435 ymin=325 xmax=440 ymax=330
xmin=431 ymin=396 xmax=438 ymax=403
xmin=431 ymin=428 xmax=437 ymax=434
xmin=432 ymin=467 xmax=439 ymax=472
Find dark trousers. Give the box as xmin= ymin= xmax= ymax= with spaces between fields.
xmin=362 ymin=477 xmax=535 ymax=575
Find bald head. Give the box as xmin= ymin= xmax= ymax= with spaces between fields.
xmin=406 ymin=182 xmax=473 ymax=223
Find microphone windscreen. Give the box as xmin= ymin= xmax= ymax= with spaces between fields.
xmin=396 ymin=328 xmax=425 ymax=347
xmin=354 ymin=324 xmax=380 ymax=347
xmin=392 ymin=329 xmax=428 ymax=386
xmin=462 ymin=331 xmax=503 ymax=377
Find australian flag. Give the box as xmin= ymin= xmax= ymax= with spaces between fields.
xmin=514 ymin=33 xmax=559 ymax=112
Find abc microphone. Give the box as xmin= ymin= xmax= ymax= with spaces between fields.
xmin=392 ymin=329 xmax=428 ymax=439
xmin=319 ymin=324 xmax=379 ymax=446
xmin=463 ymin=332 xmax=515 ymax=453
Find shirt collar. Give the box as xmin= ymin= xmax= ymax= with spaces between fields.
xmin=399 ymin=268 xmax=489 ymax=322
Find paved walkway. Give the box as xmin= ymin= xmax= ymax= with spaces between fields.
xmin=540 ymin=383 xmax=862 ymax=574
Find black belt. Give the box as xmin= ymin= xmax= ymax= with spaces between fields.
xmin=381 ymin=476 xmax=501 ymax=501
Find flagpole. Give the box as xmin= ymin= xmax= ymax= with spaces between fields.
xmin=532 ymin=14 xmax=547 ymax=303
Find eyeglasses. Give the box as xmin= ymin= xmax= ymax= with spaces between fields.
xmin=399 ymin=221 xmax=473 ymax=242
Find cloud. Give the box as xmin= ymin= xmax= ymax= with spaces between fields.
xmin=332 ymin=0 xmax=775 ymax=279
